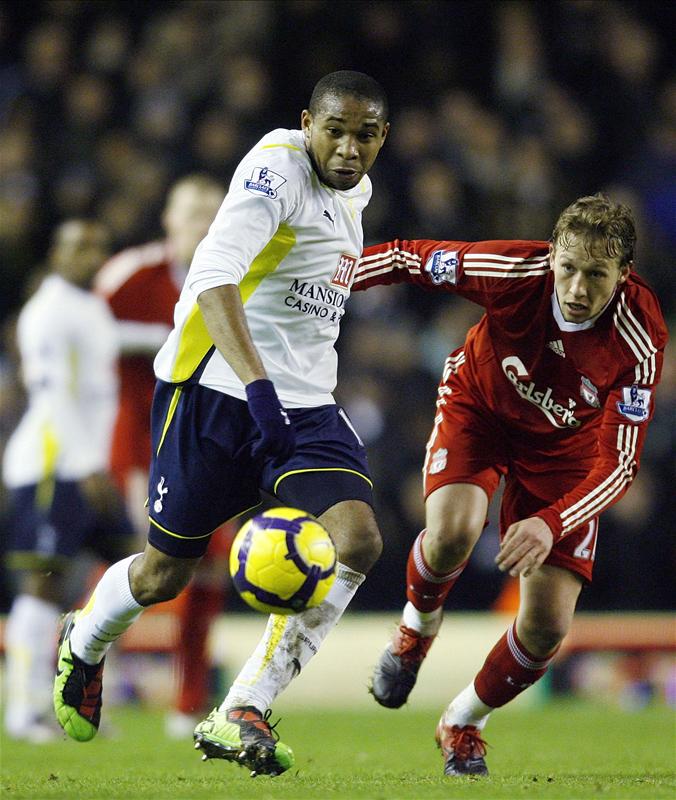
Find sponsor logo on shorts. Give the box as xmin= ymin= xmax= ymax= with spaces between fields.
xmin=429 ymin=448 xmax=448 ymax=474
xmin=501 ymin=356 xmax=581 ymax=428
xmin=244 ymin=166 xmax=286 ymax=198
xmin=616 ymin=385 xmax=651 ymax=422
xmin=154 ymin=476 xmax=168 ymax=513
xmin=424 ymin=250 xmax=458 ymax=285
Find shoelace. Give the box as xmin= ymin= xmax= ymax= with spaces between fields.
xmin=394 ymin=626 xmax=435 ymax=660
xmin=262 ymin=709 xmax=281 ymax=743
xmin=228 ymin=708 xmax=281 ymax=743
xmin=447 ymin=726 xmax=488 ymax=761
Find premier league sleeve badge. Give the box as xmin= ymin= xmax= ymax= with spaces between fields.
xmin=424 ymin=250 xmax=459 ymax=285
xmin=616 ymin=385 xmax=651 ymax=422
xmin=245 ymin=166 xmax=287 ymax=199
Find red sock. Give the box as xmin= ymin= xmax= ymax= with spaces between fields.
xmin=474 ymin=622 xmax=559 ymax=708
xmin=174 ymin=583 xmax=223 ymax=714
xmin=406 ymin=530 xmax=468 ymax=612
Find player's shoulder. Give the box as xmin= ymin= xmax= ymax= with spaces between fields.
xmin=95 ymin=240 xmax=170 ymax=296
xmin=615 ymin=273 xmax=668 ymax=347
xmin=20 ymin=275 xmax=110 ymax=332
xmin=242 ymin=128 xmax=311 ymax=178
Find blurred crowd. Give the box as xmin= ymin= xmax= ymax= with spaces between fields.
xmin=1 ymin=0 xmax=674 ymax=612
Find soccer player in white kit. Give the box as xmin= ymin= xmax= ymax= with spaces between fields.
xmin=54 ymin=71 xmax=390 ymax=776
xmin=3 ymin=220 xmax=134 ymax=741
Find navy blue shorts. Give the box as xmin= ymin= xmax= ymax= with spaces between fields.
xmin=147 ymin=381 xmax=373 ymax=558
xmin=4 ymin=481 xmax=135 ymax=570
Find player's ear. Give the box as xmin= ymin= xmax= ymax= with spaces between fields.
xmin=300 ymin=110 xmax=312 ymax=140
xmin=618 ymin=262 xmax=631 ymax=284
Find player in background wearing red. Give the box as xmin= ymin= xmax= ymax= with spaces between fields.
xmin=95 ymin=175 xmax=228 ymax=738
xmin=356 ymin=195 xmax=667 ymax=776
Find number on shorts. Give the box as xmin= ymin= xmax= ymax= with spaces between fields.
xmin=573 ymin=519 xmax=598 ymax=561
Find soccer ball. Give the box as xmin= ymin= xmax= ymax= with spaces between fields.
xmin=230 ymin=507 xmax=337 ymax=614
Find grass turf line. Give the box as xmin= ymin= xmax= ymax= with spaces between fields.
xmin=1 ymin=701 xmax=674 ymax=799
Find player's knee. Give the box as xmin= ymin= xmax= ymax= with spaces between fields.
xmin=22 ymin=568 xmax=63 ymax=606
xmin=129 ymin=553 xmax=195 ymax=605
xmin=518 ymin=615 xmax=570 ymax=656
xmin=338 ymin=522 xmax=382 ymax=574
xmin=424 ymin=525 xmax=477 ymax=570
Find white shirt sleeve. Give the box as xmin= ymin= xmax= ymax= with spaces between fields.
xmin=187 ymin=145 xmax=306 ymax=298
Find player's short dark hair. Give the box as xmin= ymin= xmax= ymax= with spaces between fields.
xmin=308 ymin=70 xmax=388 ymax=120
xmin=552 ymin=193 xmax=636 ymax=266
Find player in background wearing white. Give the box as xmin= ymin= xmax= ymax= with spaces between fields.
xmin=355 ymin=195 xmax=667 ymax=776
xmin=54 ymin=71 xmax=389 ymax=776
xmin=3 ymin=221 xmax=134 ymax=742
xmin=95 ymin=175 xmax=231 ymax=739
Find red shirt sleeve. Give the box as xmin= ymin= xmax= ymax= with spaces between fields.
xmin=356 ymin=239 xmax=550 ymax=308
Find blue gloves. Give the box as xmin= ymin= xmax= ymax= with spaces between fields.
xmin=245 ymin=379 xmax=296 ymax=466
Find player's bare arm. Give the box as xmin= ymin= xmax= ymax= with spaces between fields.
xmin=495 ymin=517 xmax=554 ymax=578
xmin=197 ymin=284 xmax=267 ymax=384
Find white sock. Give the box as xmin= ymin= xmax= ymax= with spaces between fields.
xmin=443 ymin=681 xmax=493 ymax=731
xmin=4 ymin=594 xmax=61 ymax=733
xmin=221 ymin=562 xmax=365 ymax=712
xmin=402 ymin=601 xmax=443 ymax=636
xmin=69 ymin=554 xmax=144 ymax=665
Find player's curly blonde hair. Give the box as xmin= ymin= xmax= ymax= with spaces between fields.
xmin=551 ymin=193 xmax=636 ymax=266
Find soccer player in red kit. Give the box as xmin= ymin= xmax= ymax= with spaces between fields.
xmin=355 ymin=194 xmax=667 ymax=776
xmin=95 ymin=174 xmax=228 ymax=737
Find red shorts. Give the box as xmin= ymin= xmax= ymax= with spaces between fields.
xmin=423 ymin=368 xmax=598 ymax=582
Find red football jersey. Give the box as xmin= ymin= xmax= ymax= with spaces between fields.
xmin=95 ymin=241 xmax=186 ymax=479
xmin=356 ymin=239 xmax=668 ymax=538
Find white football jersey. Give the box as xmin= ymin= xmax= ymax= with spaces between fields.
xmin=3 ymin=275 xmax=120 ymax=487
xmin=153 ymin=128 xmax=372 ymax=407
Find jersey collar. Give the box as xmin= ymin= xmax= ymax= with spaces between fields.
xmin=551 ymin=289 xmax=616 ymax=332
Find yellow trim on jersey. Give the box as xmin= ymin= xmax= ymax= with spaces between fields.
xmin=170 ymin=302 xmax=212 ymax=383
xmin=239 ymin=222 xmax=296 ymax=303
xmin=168 ymin=224 xmax=297 ymax=382
xmin=156 ymin=386 xmax=183 ymax=455
xmin=36 ymin=423 xmax=59 ymax=509
xmin=273 ymin=467 xmax=373 ymax=496
xmin=260 ymin=144 xmax=303 ymax=152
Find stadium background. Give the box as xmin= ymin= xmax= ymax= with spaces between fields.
xmin=0 ymin=0 xmax=673 ymax=629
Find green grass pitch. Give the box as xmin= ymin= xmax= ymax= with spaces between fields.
xmin=1 ymin=701 xmax=674 ymax=799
